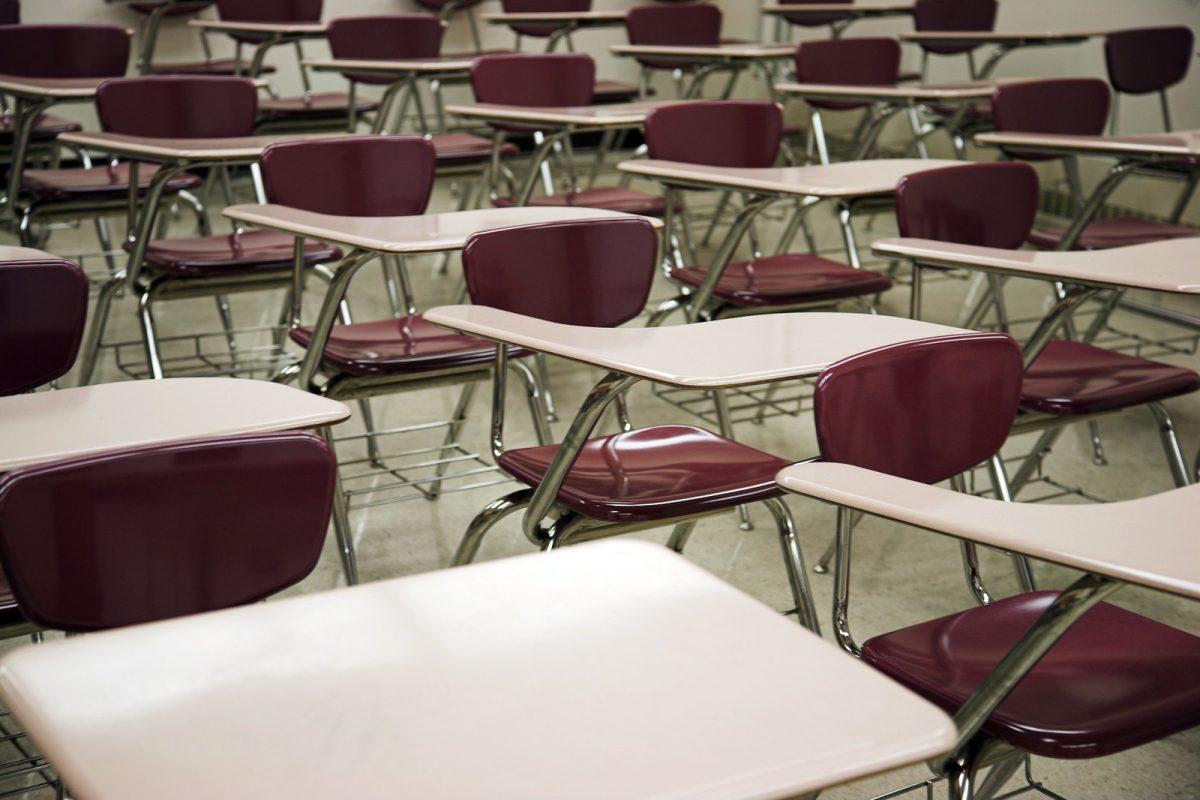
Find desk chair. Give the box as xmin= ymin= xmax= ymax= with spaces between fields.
xmin=206 ymin=0 xmax=377 ymax=132
xmin=646 ymin=100 xmax=892 ymax=327
xmin=79 ymin=76 xmax=338 ymax=383
xmin=794 ymin=38 xmax=902 ymax=165
xmin=899 ymin=162 xmax=1198 ymax=491
xmin=261 ymin=136 xmax=551 ymax=585
xmin=128 ymin=1 xmax=276 ymax=76
xmin=471 ymin=52 xmax=669 ymax=217
xmin=0 ymin=25 xmax=207 ymax=272
xmin=499 ymin=0 xmax=641 ymax=102
xmin=795 ymin=335 xmax=1200 ymax=800
xmin=992 ymin=78 xmax=1198 ymax=250
xmin=625 ymin=3 xmax=723 ymax=98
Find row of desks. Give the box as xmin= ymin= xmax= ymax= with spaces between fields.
xmin=2 ymin=228 xmax=1200 ymax=796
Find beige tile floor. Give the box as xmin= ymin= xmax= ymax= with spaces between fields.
xmin=4 ymin=162 xmax=1200 ymax=798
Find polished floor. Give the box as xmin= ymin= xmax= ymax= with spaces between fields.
xmin=5 ymin=153 xmax=1200 ymax=798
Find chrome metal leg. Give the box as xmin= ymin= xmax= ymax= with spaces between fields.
xmin=357 ymin=398 xmax=386 ymax=469
xmin=509 ymin=358 xmax=553 ymax=445
xmin=136 ymin=286 xmax=165 ymax=380
xmin=1149 ymin=402 xmax=1191 ymax=487
xmin=666 ymin=520 xmax=696 ymax=553
xmin=1009 ymin=426 xmax=1064 ymax=497
xmin=764 ymin=496 xmax=821 ymax=633
xmin=93 ymin=216 xmax=117 ymax=275
xmin=1159 ymin=89 xmax=1173 ymax=132
xmin=215 ymin=294 xmax=238 ymax=363
xmin=810 ymin=110 xmax=830 ymax=165
xmin=453 ymin=488 xmax=534 ymax=565
xmin=712 ymin=389 xmax=752 ymax=530
xmin=321 ymin=425 xmax=359 ymax=585
xmin=534 ymin=353 xmax=558 ymax=422
xmin=973 ymin=753 xmax=1023 ymax=800
xmin=428 ymin=381 xmax=479 ymax=499
xmin=906 ymin=104 xmax=929 ymax=159
xmin=77 ymin=271 xmax=124 ymax=385
xmin=987 ymin=455 xmax=1037 ymax=593
xmin=813 ymin=534 xmax=836 ymax=575
xmin=1087 ymin=420 xmax=1107 ymax=465
xmin=702 ymin=191 xmax=732 ymax=247
xmin=837 ymin=202 xmax=862 ymax=269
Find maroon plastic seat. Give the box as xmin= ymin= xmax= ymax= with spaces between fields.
xmin=289 ymin=316 xmax=526 ymax=376
xmin=592 ymin=79 xmax=642 ymax=103
xmin=327 ymin=14 xmax=444 ymax=86
xmin=136 ymin=230 xmax=341 ymax=277
xmin=0 ymin=256 xmax=88 ymax=396
xmin=258 ymin=92 xmax=378 ymax=121
xmin=670 ymin=255 xmax=892 ymax=306
xmin=645 ymin=100 xmax=892 ymax=308
xmin=0 ymin=432 xmax=336 ymax=632
xmin=21 ymin=162 xmax=202 ymax=202
xmin=499 ymin=425 xmax=792 ymax=523
xmin=1021 ymin=340 xmax=1200 ymax=415
xmin=991 ymin=79 xmax=1198 ymax=250
xmin=862 ymin=591 xmax=1200 ymax=759
xmin=431 ymin=132 xmax=520 ymax=168
xmin=0 ymin=113 xmax=81 ymax=145
xmin=471 ymin=53 xmax=667 ymax=214
xmin=1026 ymin=218 xmax=1198 ymax=250
xmin=794 ymin=38 xmax=902 ymax=111
xmin=625 ymin=4 xmax=721 ymax=71
xmin=491 ymin=186 xmax=671 ymax=215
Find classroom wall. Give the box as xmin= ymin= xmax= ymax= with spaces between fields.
xmin=24 ymin=0 xmax=1200 ymax=221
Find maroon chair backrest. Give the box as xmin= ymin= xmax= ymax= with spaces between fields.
xmin=913 ymin=0 xmax=997 ymax=54
xmin=471 ymin=53 xmax=595 ymax=107
xmin=96 ymin=76 xmax=258 ymax=138
xmin=0 ymin=1 xmax=18 ymax=25
xmin=1105 ymin=26 xmax=1194 ymax=95
xmin=0 ymin=25 xmax=129 ymax=78
xmin=814 ymin=333 xmax=1023 ymax=485
xmin=626 ymin=4 xmax=721 ymax=69
xmin=895 ymin=162 xmax=1038 ymax=250
xmin=0 ymin=432 xmax=336 ymax=632
xmin=992 ymin=78 xmax=1111 ymax=161
xmin=795 ymin=38 xmax=901 ymax=110
xmin=502 ymin=0 xmax=591 ymax=38
xmin=216 ymin=0 xmax=322 ymax=43
xmin=0 ymin=257 xmax=88 ymax=395
xmin=261 ymin=136 xmax=437 ymax=217
xmin=462 ymin=218 xmax=658 ymax=328
xmin=778 ymin=0 xmax=852 ymax=29
xmin=327 ymin=15 xmax=444 ymax=85
xmin=645 ymin=100 xmax=781 ymax=168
